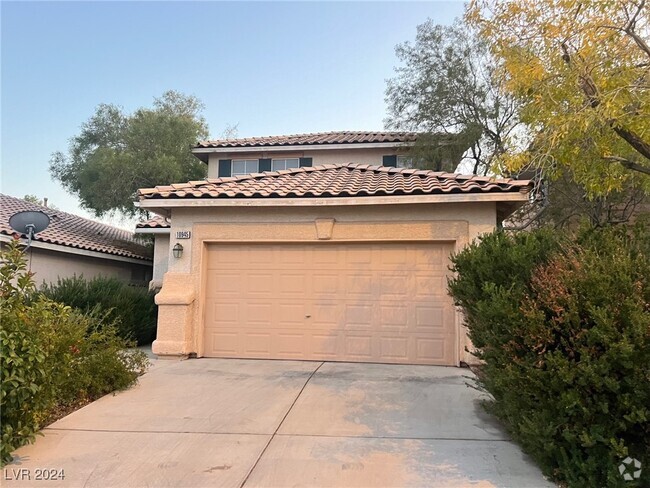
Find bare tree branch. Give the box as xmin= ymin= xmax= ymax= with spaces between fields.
xmin=604 ymin=156 xmax=650 ymax=175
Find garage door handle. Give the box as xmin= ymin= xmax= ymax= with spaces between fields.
xmin=305 ymin=314 xmax=311 ymax=318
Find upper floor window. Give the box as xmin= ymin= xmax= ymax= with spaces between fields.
xmin=396 ymin=156 xmax=415 ymax=169
xmin=232 ymin=159 xmax=259 ymax=176
xmin=272 ymin=158 xmax=300 ymax=171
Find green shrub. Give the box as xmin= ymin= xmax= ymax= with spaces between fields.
xmin=41 ymin=275 xmax=157 ymax=345
xmin=1 ymin=248 xmax=50 ymax=466
xmin=1 ymin=240 xmax=149 ymax=465
xmin=448 ymin=225 xmax=650 ymax=487
xmin=448 ymin=227 xmax=562 ymax=362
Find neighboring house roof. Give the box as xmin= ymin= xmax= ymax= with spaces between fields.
xmin=0 ymin=194 xmax=152 ymax=261
xmin=138 ymin=163 xmax=532 ymax=200
xmin=135 ymin=216 xmax=171 ymax=234
xmin=195 ymin=131 xmax=418 ymax=149
xmin=136 ymin=216 xmax=171 ymax=229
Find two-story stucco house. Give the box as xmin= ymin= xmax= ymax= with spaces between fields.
xmin=136 ymin=131 xmax=531 ymax=367
xmin=136 ymin=131 xmax=427 ymax=287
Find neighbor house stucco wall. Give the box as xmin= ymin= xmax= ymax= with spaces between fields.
xmin=153 ymin=202 xmax=496 ymax=364
xmin=26 ymin=247 xmax=152 ymax=287
xmin=150 ymin=234 xmax=170 ymax=289
xmin=206 ymin=148 xmax=409 ymax=178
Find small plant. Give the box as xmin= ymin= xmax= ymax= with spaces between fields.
xmin=41 ymin=275 xmax=157 ymax=345
xmin=1 ymin=239 xmax=148 ymax=465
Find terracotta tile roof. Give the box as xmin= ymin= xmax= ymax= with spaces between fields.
xmin=138 ymin=163 xmax=532 ymax=200
xmin=195 ymin=131 xmax=418 ymax=149
xmin=136 ymin=216 xmax=171 ymax=229
xmin=0 ymin=194 xmax=152 ymax=261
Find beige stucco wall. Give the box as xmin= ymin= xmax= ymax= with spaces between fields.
xmin=206 ymin=148 xmax=408 ymax=178
xmin=26 ymin=247 xmax=152 ymax=287
xmin=153 ymin=202 xmax=496 ymax=365
xmin=150 ymin=234 xmax=170 ymax=289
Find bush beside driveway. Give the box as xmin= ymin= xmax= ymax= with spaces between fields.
xmin=449 ymin=225 xmax=650 ymax=487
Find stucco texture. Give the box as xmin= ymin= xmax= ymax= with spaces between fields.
xmin=153 ymin=203 xmax=496 ymax=365
xmin=27 ymin=247 xmax=152 ymax=286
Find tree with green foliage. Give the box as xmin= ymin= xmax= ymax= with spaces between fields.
xmin=385 ymin=20 xmax=521 ymax=174
xmin=467 ymin=0 xmax=650 ymax=194
xmin=50 ymin=91 xmax=209 ymax=218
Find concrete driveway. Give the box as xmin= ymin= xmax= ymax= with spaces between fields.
xmin=5 ymin=359 xmax=553 ymax=488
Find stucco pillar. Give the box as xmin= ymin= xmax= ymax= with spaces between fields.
xmin=152 ymin=273 xmax=195 ymax=357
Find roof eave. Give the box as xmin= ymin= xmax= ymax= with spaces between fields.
xmin=134 ymin=227 xmax=171 ymax=234
xmin=138 ymin=191 xmax=531 ymax=214
xmin=0 ymin=234 xmax=152 ymax=264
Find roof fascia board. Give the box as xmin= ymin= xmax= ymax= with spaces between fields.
xmin=0 ymin=234 xmax=152 ymax=265
xmin=192 ymin=141 xmax=416 ymax=155
xmin=135 ymin=227 xmax=171 ymax=234
xmin=139 ymin=192 xmax=530 ymax=210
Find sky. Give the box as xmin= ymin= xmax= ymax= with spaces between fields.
xmin=1 ymin=0 xmax=465 ymax=230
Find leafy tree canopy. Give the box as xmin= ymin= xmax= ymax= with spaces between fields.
xmin=50 ymin=91 xmax=209 ymax=217
xmin=467 ymin=0 xmax=650 ymax=195
xmin=385 ymin=20 xmax=521 ymax=174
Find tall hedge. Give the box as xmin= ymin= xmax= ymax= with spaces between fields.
xmin=41 ymin=276 xmax=157 ymax=345
xmin=448 ymin=225 xmax=649 ymax=488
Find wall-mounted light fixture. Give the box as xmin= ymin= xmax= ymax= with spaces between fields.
xmin=172 ymin=243 xmax=184 ymax=259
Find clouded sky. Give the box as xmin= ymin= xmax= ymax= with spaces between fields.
xmin=1 ymin=1 xmax=464 ymax=229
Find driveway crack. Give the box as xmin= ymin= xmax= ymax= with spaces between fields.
xmin=239 ymin=361 xmax=325 ymax=488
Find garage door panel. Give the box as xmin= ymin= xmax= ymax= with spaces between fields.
xmin=378 ymin=273 xmax=410 ymax=299
xmin=344 ymin=335 xmax=373 ymax=359
xmin=209 ymin=302 xmax=240 ymax=326
xmin=415 ymin=337 xmax=447 ymax=362
xmin=277 ymin=302 xmax=305 ymax=327
xmin=205 ymin=331 xmax=239 ymax=356
xmin=305 ymin=300 xmax=344 ymax=330
xmin=378 ymin=305 xmax=408 ymax=328
xmin=379 ymin=337 xmax=409 ymax=360
xmin=206 ymin=272 xmax=241 ymax=298
xmin=345 ymin=273 xmax=374 ymax=298
xmin=311 ymin=333 xmax=340 ymax=358
xmin=415 ymin=305 xmax=447 ymax=329
xmin=203 ymin=242 xmax=456 ymax=365
xmin=312 ymin=272 xmax=340 ymax=296
xmin=344 ymin=304 xmax=374 ymax=329
xmin=415 ymin=276 xmax=447 ymax=297
xmin=276 ymin=333 xmax=307 ymax=358
xmin=378 ymin=247 xmax=409 ymax=266
xmin=345 ymin=247 xmax=372 ymax=266
xmin=246 ymin=303 xmax=274 ymax=326
xmin=278 ymin=272 xmax=307 ymax=295
xmin=243 ymin=333 xmax=272 ymax=355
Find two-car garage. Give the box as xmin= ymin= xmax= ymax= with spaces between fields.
xmin=202 ymin=242 xmax=457 ymax=365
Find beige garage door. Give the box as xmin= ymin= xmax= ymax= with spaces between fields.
xmin=203 ymin=242 xmax=457 ymax=365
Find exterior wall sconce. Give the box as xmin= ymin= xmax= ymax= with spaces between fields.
xmin=172 ymin=243 xmax=184 ymax=259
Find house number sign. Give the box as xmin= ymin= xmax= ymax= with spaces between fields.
xmin=176 ymin=230 xmax=191 ymax=239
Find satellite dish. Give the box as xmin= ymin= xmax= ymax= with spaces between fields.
xmin=9 ymin=211 xmax=50 ymax=250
